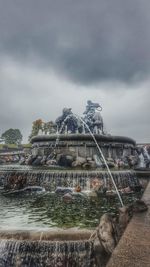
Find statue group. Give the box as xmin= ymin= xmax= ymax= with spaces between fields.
xmin=55 ymin=100 xmax=104 ymax=135
xmin=83 ymin=100 xmax=104 ymax=134
xmin=38 ymin=100 xmax=104 ymax=135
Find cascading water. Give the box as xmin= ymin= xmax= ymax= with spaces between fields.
xmin=0 ymin=238 xmax=93 ymax=267
xmin=0 ymin=168 xmax=141 ymax=193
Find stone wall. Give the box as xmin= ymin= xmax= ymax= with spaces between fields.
xmin=32 ymin=139 xmax=136 ymax=160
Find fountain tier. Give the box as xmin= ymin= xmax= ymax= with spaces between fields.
xmin=31 ymin=134 xmax=136 ymax=166
xmin=28 ymin=101 xmax=138 ymax=170
xmin=0 ymin=230 xmax=93 ymax=267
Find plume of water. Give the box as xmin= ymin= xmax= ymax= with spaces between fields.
xmin=74 ymin=114 xmax=124 ymax=207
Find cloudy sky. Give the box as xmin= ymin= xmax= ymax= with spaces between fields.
xmin=0 ymin=0 xmax=150 ymax=143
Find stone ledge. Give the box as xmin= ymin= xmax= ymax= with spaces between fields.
xmin=106 ymin=181 xmax=150 ymax=267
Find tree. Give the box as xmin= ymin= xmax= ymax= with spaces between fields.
xmin=28 ymin=119 xmax=43 ymax=141
xmin=1 ymin=128 xmax=23 ymax=145
xmin=43 ymin=121 xmax=56 ymax=134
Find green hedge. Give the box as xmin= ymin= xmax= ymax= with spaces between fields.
xmin=0 ymin=144 xmax=31 ymax=149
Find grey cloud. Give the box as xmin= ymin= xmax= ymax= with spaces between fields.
xmin=0 ymin=1 xmax=150 ymax=144
xmin=0 ymin=0 xmax=150 ymax=84
xmin=0 ymin=59 xmax=150 ymax=143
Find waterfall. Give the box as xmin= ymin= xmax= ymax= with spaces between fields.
xmin=0 ymin=168 xmax=141 ymax=194
xmin=0 ymin=239 xmax=94 ymax=267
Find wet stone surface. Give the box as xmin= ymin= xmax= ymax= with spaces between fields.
xmin=106 ymin=181 xmax=150 ymax=267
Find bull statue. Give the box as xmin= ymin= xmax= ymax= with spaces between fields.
xmin=55 ymin=108 xmax=83 ymax=134
xmin=83 ymin=100 xmax=104 ymax=134
xmin=93 ymin=111 xmax=104 ymax=134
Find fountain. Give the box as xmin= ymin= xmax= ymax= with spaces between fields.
xmin=0 ymin=100 xmax=145 ymax=266
xmin=18 ymin=100 xmax=140 ymax=195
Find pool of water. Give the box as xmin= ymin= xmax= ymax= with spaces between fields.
xmin=0 ymin=188 xmax=141 ymax=230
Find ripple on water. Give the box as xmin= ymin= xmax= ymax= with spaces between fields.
xmin=0 ymin=189 xmax=142 ymax=230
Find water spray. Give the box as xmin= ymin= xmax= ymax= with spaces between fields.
xmin=74 ymin=114 xmax=124 ymax=207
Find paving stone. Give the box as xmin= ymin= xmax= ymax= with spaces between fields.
xmin=107 ymin=256 xmax=150 ymax=267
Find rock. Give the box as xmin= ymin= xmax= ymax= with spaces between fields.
xmin=118 ymin=206 xmax=131 ymax=235
xmin=58 ymin=154 xmax=74 ymax=167
xmin=63 ymin=193 xmax=73 ymax=202
xmin=120 ymin=186 xmax=132 ymax=193
xmin=91 ymin=178 xmax=103 ymax=190
xmin=82 ymin=163 xmax=92 ymax=169
xmin=19 ymin=158 xmax=26 ymax=165
xmin=5 ymin=174 xmax=27 ymax=190
xmin=98 ymin=214 xmax=118 ymax=253
xmin=46 ymin=159 xmax=57 ymax=165
xmin=87 ymin=191 xmax=97 ymax=197
xmin=117 ymin=202 xmax=147 ymax=237
xmin=87 ymin=157 xmax=92 ymax=161
xmin=27 ymin=155 xmax=37 ymax=165
xmin=66 ymin=155 xmax=74 ymax=161
xmin=0 ymin=159 xmax=5 ymax=164
xmin=107 ymin=161 xmax=115 ymax=168
xmin=55 ymin=187 xmax=73 ymax=194
xmin=74 ymin=185 xmax=81 ymax=192
xmin=82 ymin=161 xmax=96 ymax=169
xmin=72 ymin=161 xmax=78 ymax=167
xmin=93 ymin=236 xmax=109 ymax=267
xmin=32 ymin=156 xmax=43 ymax=166
xmin=76 ymin=156 xmax=86 ymax=165
xmin=130 ymin=184 xmax=142 ymax=192
xmin=93 ymin=213 xmax=118 ymax=266
xmin=93 ymin=201 xmax=148 ymax=266
xmin=107 ymin=158 xmax=114 ymax=162
xmin=88 ymin=160 xmax=96 ymax=168
xmin=40 ymin=156 xmax=47 ymax=165
xmin=72 ymin=156 xmax=86 ymax=167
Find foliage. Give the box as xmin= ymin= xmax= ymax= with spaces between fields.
xmin=22 ymin=143 xmax=31 ymax=148
xmin=43 ymin=121 xmax=56 ymax=134
xmin=0 ymin=143 xmax=31 ymax=150
xmin=28 ymin=119 xmax=43 ymax=141
xmin=28 ymin=119 xmax=57 ymax=141
xmin=1 ymin=128 xmax=23 ymax=145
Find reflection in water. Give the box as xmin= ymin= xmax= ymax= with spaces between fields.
xmin=0 ymin=190 xmax=141 ymax=230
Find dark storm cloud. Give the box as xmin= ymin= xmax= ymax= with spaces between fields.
xmin=0 ymin=1 xmax=150 ymax=143
xmin=0 ymin=0 xmax=150 ymax=84
xmin=0 ymin=59 xmax=150 ymax=143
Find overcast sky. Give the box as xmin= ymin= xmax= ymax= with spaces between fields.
xmin=0 ymin=0 xmax=150 ymax=143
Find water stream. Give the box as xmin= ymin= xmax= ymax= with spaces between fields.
xmin=74 ymin=114 xmax=124 ymax=207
